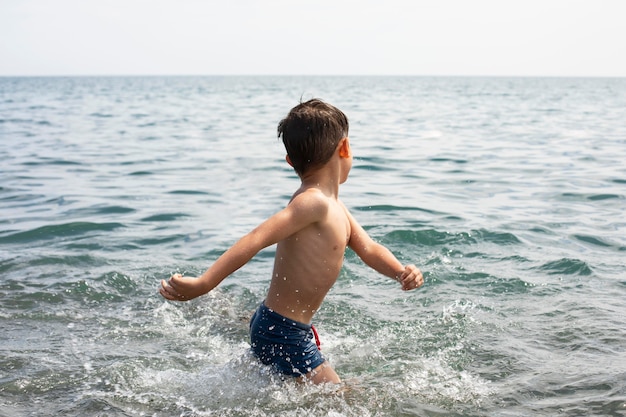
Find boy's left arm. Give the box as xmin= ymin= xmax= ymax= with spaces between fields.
xmin=344 ymin=205 xmax=423 ymax=291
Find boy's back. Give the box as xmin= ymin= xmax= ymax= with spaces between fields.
xmin=265 ymin=184 xmax=351 ymax=324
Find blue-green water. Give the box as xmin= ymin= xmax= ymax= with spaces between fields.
xmin=1 ymin=76 xmax=625 ymax=416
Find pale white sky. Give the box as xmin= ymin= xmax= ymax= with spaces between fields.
xmin=1 ymin=0 xmax=625 ymax=76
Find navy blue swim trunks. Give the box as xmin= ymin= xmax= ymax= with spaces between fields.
xmin=250 ymin=302 xmax=325 ymax=377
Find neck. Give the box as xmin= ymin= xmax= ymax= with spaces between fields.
xmin=299 ymin=164 xmax=342 ymax=198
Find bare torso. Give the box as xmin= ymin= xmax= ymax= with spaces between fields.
xmin=264 ymin=191 xmax=350 ymax=324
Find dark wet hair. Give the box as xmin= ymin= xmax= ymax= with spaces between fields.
xmin=277 ymin=98 xmax=349 ymax=176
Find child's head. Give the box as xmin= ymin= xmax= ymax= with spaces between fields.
xmin=278 ymin=99 xmax=349 ymax=177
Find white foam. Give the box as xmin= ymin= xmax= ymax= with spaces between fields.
xmin=401 ymin=352 xmax=494 ymax=407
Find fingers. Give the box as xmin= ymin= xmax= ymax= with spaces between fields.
xmin=400 ymin=265 xmax=424 ymax=291
xmin=159 ymin=275 xmax=186 ymax=301
xmin=159 ymin=279 xmax=178 ymax=300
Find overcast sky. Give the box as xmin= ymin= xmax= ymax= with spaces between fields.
xmin=1 ymin=0 xmax=625 ymax=77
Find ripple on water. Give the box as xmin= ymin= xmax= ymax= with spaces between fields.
xmin=0 ymin=222 xmax=125 ymax=244
xmin=559 ymin=192 xmax=624 ymax=201
xmin=537 ymin=258 xmax=593 ymax=276
xmin=381 ymin=228 xmax=521 ymax=248
xmin=573 ymin=234 xmax=624 ymax=251
xmin=140 ymin=213 xmax=190 ymax=222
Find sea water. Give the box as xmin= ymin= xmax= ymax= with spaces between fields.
xmin=0 ymin=76 xmax=625 ymax=416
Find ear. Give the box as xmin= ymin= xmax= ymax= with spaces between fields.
xmin=338 ymin=137 xmax=351 ymax=158
xmin=285 ymin=154 xmax=294 ymax=167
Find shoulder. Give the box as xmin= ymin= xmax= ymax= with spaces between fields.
xmin=290 ymin=187 xmax=329 ymax=209
xmin=287 ymin=188 xmax=330 ymax=220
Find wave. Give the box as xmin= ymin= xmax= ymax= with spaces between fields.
xmin=573 ymin=234 xmax=625 ymax=251
xmin=140 ymin=213 xmax=190 ymax=222
xmin=89 ymin=112 xmax=114 ymax=118
xmin=559 ymin=192 xmax=624 ymax=201
xmin=0 ymin=222 xmax=125 ymax=244
xmin=21 ymin=159 xmax=83 ymax=167
xmin=0 ymin=254 xmax=105 ymax=274
xmin=383 ymin=228 xmax=521 ymax=247
xmin=62 ymin=204 xmax=136 ymax=217
xmin=537 ymin=258 xmax=593 ymax=276
xmin=354 ymin=204 xmax=441 ymax=215
xmin=2 ymin=271 xmax=140 ymax=313
xmin=167 ymin=189 xmax=215 ymax=196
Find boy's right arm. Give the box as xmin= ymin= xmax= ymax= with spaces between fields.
xmin=159 ymin=189 xmax=329 ymax=301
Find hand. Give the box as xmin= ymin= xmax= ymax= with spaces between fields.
xmin=159 ymin=273 xmax=207 ymax=301
xmin=397 ymin=264 xmax=424 ymax=291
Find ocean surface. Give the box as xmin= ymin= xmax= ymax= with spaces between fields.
xmin=1 ymin=76 xmax=625 ymax=417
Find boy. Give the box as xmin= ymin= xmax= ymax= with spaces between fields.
xmin=159 ymin=99 xmax=424 ymax=384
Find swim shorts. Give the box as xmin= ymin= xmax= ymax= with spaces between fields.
xmin=250 ymin=302 xmax=325 ymax=377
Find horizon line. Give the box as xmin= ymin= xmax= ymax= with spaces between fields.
xmin=1 ymin=73 xmax=625 ymax=79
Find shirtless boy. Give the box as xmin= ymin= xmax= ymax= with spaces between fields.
xmin=159 ymin=99 xmax=424 ymax=384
